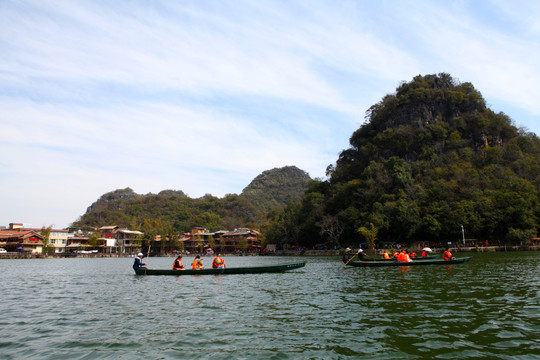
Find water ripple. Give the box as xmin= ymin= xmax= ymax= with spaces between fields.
xmin=0 ymin=252 xmax=539 ymax=359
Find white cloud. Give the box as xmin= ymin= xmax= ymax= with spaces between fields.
xmin=1 ymin=0 xmax=538 ymax=228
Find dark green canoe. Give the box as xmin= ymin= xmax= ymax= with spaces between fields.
xmin=347 ymin=257 xmax=471 ymax=267
xmin=361 ymin=254 xmax=440 ymax=261
xmin=134 ymin=262 xmax=306 ymax=275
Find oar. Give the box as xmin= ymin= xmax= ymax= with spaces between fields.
xmin=357 ymin=250 xmax=374 ymax=261
xmin=145 ymin=242 xmax=151 ymax=267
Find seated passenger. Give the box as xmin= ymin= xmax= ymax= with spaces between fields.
xmin=443 ymin=248 xmax=454 ymax=261
xmin=172 ymin=255 xmax=185 ymax=270
xmin=212 ymin=254 xmax=225 ymax=269
xmin=397 ymin=250 xmax=412 ymax=262
xmin=192 ymin=255 xmax=204 ymax=269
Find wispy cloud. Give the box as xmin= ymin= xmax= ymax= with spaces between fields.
xmin=1 ymin=0 xmax=538 ymax=227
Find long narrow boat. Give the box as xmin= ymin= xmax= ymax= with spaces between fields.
xmin=361 ymin=254 xmax=440 ymax=261
xmin=134 ymin=262 xmax=306 ymax=275
xmin=346 ymin=257 xmax=471 ymax=267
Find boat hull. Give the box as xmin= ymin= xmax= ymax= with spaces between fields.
xmin=347 ymin=257 xmax=471 ymax=267
xmin=134 ymin=262 xmax=306 ymax=275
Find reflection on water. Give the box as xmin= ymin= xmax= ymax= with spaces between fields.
xmin=0 ymin=252 xmax=539 ymax=359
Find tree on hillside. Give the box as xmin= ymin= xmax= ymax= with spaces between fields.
xmin=266 ymin=73 xmax=540 ymax=248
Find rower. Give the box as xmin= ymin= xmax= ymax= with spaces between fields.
xmin=342 ymin=248 xmax=353 ymax=264
xmin=133 ymin=253 xmax=146 ymax=269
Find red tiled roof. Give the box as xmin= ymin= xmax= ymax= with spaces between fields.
xmin=0 ymin=230 xmax=44 ymax=241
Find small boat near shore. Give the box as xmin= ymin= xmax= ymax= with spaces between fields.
xmin=346 ymin=257 xmax=471 ymax=267
xmin=134 ymin=262 xmax=306 ymax=275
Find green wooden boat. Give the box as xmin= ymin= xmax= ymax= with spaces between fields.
xmin=347 ymin=257 xmax=471 ymax=267
xmin=134 ymin=262 xmax=306 ymax=275
xmin=361 ymin=254 xmax=440 ymax=261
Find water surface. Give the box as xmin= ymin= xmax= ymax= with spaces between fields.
xmin=1 ymin=252 xmax=538 ymax=359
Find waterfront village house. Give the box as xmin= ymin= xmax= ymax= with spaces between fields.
xmin=6 ymin=223 xmax=68 ymax=253
xmin=0 ymin=227 xmax=44 ymax=254
xmin=34 ymin=229 xmax=68 ymax=253
xmin=98 ymin=226 xmax=144 ymax=254
xmin=66 ymin=233 xmax=91 ymax=253
xmin=180 ymin=227 xmax=261 ymax=254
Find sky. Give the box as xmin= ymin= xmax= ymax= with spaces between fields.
xmin=1 ymin=0 xmax=539 ymax=229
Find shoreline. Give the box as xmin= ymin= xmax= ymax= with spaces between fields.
xmin=0 ymin=245 xmax=538 ymax=259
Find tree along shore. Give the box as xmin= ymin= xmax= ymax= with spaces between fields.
xmin=0 ymin=245 xmax=538 ymax=260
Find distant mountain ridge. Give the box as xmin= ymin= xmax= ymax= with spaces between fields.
xmin=72 ymin=166 xmax=311 ymax=231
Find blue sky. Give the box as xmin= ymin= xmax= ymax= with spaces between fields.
xmin=1 ymin=0 xmax=539 ymax=228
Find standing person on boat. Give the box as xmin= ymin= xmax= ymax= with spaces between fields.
xmin=212 ymin=253 xmax=226 ymax=269
xmin=172 ymin=255 xmax=185 ymax=270
xmin=443 ymin=247 xmax=454 ymax=261
xmin=133 ymin=253 xmax=147 ymax=270
xmin=192 ymin=255 xmax=204 ymax=269
xmin=342 ymin=248 xmax=353 ymax=264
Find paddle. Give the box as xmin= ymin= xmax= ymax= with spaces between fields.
xmin=357 ymin=250 xmax=374 ymax=261
xmin=145 ymin=241 xmax=151 ymax=268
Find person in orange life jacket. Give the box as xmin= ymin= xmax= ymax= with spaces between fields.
xmin=393 ymin=251 xmax=399 ymax=258
xmin=397 ymin=250 xmax=412 ymax=262
xmin=192 ymin=255 xmax=204 ymax=269
xmin=382 ymin=251 xmax=391 ymax=259
xmin=133 ymin=253 xmax=147 ymax=270
xmin=172 ymin=255 xmax=185 ymax=270
xmin=212 ymin=253 xmax=225 ymax=269
xmin=443 ymin=248 xmax=454 ymax=261
xmin=421 ymin=250 xmax=427 ymax=257
xmin=410 ymin=252 xmax=417 ymax=258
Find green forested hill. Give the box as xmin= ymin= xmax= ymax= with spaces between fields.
xmin=241 ymin=166 xmax=311 ymax=213
xmin=265 ymin=73 xmax=540 ymax=249
xmin=72 ymin=166 xmax=311 ymax=234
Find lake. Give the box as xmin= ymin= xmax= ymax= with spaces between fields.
xmin=0 ymin=252 xmax=538 ymax=359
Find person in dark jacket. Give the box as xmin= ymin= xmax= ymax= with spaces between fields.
xmin=342 ymin=248 xmax=353 ymax=264
xmin=133 ymin=252 xmax=147 ymax=269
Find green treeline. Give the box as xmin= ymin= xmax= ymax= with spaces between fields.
xmin=265 ymin=73 xmax=540 ymax=249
